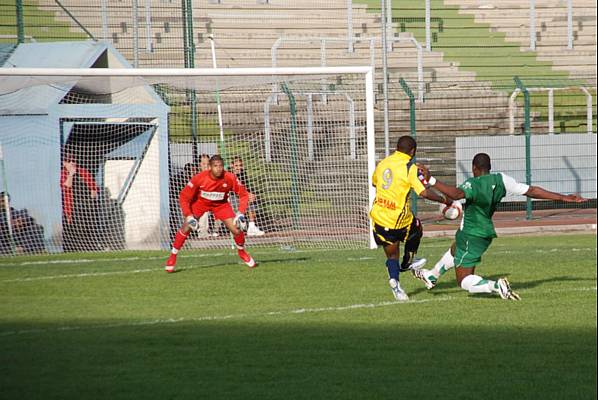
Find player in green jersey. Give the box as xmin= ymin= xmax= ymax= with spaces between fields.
xmin=414 ymin=153 xmax=586 ymax=300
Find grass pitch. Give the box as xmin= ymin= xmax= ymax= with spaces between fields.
xmin=0 ymin=234 xmax=596 ymax=399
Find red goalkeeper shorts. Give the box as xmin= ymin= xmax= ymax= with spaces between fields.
xmin=191 ymin=201 xmax=236 ymax=221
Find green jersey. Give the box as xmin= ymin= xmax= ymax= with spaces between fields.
xmin=458 ymin=173 xmax=507 ymax=238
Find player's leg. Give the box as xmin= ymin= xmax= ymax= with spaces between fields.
xmin=165 ymin=207 xmax=206 ymax=273
xmin=413 ymin=242 xmax=456 ymax=289
xmin=197 ymin=213 xmax=209 ymax=237
xmin=217 ymin=204 xmax=256 ymax=268
xmin=454 ymin=234 xmax=520 ymax=300
xmin=400 ymin=217 xmax=426 ymax=271
xmin=374 ymin=224 xmax=408 ymax=301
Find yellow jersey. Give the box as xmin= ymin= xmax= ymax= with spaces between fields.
xmin=369 ymin=151 xmax=425 ymax=229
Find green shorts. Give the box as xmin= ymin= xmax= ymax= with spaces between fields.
xmin=453 ymin=230 xmax=493 ymax=268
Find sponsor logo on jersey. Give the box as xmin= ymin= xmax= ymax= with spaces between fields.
xmin=200 ymin=191 xmax=225 ymax=201
xmin=375 ymin=197 xmax=396 ymax=210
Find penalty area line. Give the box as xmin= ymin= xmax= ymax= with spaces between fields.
xmin=0 ymin=296 xmax=454 ymax=337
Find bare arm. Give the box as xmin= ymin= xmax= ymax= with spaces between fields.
xmin=525 ymin=186 xmax=587 ymax=203
xmin=419 ymin=188 xmax=452 ymax=206
xmin=416 ymin=162 xmax=465 ymax=200
xmin=430 ymin=180 xmax=466 ymax=201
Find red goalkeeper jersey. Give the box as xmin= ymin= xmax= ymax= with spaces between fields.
xmin=179 ymin=170 xmax=249 ymax=217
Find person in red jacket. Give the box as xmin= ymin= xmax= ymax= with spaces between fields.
xmin=165 ymin=154 xmax=256 ymax=272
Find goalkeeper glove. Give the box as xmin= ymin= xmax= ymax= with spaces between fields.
xmin=185 ymin=215 xmax=199 ymax=232
xmin=233 ymin=213 xmax=248 ymax=232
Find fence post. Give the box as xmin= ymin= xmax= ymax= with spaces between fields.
xmin=515 ymin=77 xmax=533 ymax=220
xmin=280 ymin=84 xmax=300 ymax=228
xmin=347 ymin=0 xmax=354 ymax=53
xmin=15 ymin=0 xmax=24 ymax=44
xmin=580 ymin=87 xmax=593 ymax=134
xmin=399 ymin=78 xmax=418 ymax=215
xmin=100 ymin=0 xmax=108 ymax=41
xmin=548 ymin=88 xmax=554 ymax=134
xmin=381 ymin=0 xmax=390 ymax=157
xmin=567 ymin=0 xmax=573 ymax=49
xmin=181 ymin=0 xmax=198 ymax=163
xmin=132 ymin=0 xmax=139 ymax=67
xmin=529 ymin=0 xmax=536 ymax=51
xmin=145 ymin=0 xmax=153 ymax=52
xmin=425 ymin=0 xmax=431 ymax=51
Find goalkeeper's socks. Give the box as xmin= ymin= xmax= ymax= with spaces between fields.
xmin=460 ymin=274 xmax=495 ymax=294
xmin=233 ymin=231 xmax=245 ymax=249
xmin=386 ymin=259 xmax=400 ymax=281
xmin=172 ymin=230 xmax=189 ymax=251
xmin=430 ymin=249 xmax=455 ymax=279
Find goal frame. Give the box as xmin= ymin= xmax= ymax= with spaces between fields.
xmin=0 ymin=66 xmax=377 ymax=249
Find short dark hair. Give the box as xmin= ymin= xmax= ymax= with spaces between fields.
xmin=200 ymin=153 xmax=210 ymax=160
xmin=472 ymin=153 xmax=491 ymax=171
xmin=232 ymin=156 xmax=243 ymax=164
xmin=209 ymin=154 xmax=224 ymax=165
xmin=396 ymin=136 xmax=417 ymax=154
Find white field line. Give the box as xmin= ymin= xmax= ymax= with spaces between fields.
xmin=0 ymin=296 xmax=455 ymax=337
xmin=1 ymin=247 xmax=596 ymax=283
xmin=1 ymin=287 xmax=595 ymax=337
xmin=0 ymin=241 xmax=504 ymax=268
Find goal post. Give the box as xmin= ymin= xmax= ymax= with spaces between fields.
xmin=0 ymin=66 xmax=377 ymax=255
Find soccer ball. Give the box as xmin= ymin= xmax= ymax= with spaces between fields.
xmin=439 ymin=201 xmax=462 ymax=220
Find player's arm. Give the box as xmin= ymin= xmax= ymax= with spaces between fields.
xmin=499 ymin=173 xmax=586 ymax=202
xmin=178 ymin=175 xmax=199 ymax=217
xmin=60 ymin=168 xmax=72 ymax=189
xmin=77 ymin=166 xmax=99 ymax=198
xmin=416 ymin=163 xmax=465 ymax=200
xmin=525 ymin=186 xmax=586 ymax=202
xmin=408 ymin=164 xmax=453 ymax=205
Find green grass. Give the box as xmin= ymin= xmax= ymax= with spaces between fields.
xmin=0 ymin=1 xmax=87 ymax=43
xmin=0 ymin=234 xmax=596 ymax=399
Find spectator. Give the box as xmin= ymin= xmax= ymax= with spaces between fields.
xmin=1 ymin=192 xmax=45 ymax=255
xmin=12 ymin=208 xmax=46 ymax=254
xmin=0 ymin=191 xmax=15 ymax=255
xmin=60 ymin=151 xmax=100 ymax=252
xmin=230 ymin=157 xmax=265 ymax=237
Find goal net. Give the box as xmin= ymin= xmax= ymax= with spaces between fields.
xmin=0 ymin=67 xmax=376 ymax=255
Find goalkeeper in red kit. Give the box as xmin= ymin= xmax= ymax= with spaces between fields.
xmin=165 ymin=155 xmax=256 ymax=272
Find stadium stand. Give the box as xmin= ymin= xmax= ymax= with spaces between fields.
xmin=3 ymin=1 xmax=596 ymax=210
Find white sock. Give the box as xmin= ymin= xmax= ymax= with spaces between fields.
xmin=460 ymin=274 xmax=497 ymax=294
xmin=429 ymin=249 xmax=455 ymax=279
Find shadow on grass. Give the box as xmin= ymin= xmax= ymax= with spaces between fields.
xmin=174 ymin=256 xmax=312 ymax=273
xmin=0 ymin=320 xmax=595 ymax=400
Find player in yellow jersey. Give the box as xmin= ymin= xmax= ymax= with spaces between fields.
xmin=370 ymin=136 xmax=453 ymax=301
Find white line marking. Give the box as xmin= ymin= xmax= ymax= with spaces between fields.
xmin=0 ymin=253 xmax=225 ymax=268
xmin=1 ymin=287 xmax=596 ymax=337
xmin=0 ymin=296 xmax=454 ymax=337
xmin=1 ymin=246 xmax=596 ymax=283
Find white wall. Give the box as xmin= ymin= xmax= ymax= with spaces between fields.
xmin=104 ymin=133 xmax=161 ymax=248
xmin=0 ymin=115 xmax=63 ymax=250
xmin=456 ymin=134 xmax=597 ymax=201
